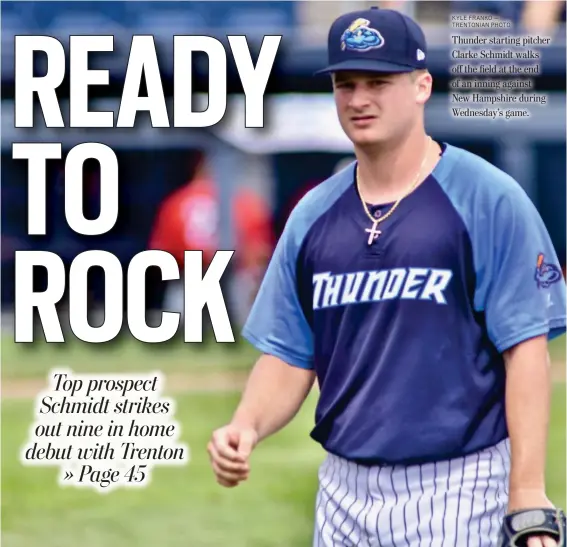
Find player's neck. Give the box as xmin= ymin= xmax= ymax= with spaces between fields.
xmin=354 ymin=130 xmax=438 ymax=205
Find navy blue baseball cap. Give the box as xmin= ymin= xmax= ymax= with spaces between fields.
xmin=316 ymin=7 xmax=428 ymax=75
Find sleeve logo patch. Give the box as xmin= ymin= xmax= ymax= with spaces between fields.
xmin=535 ymin=253 xmax=562 ymax=288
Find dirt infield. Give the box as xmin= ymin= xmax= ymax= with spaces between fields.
xmin=1 ymin=361 xmax=564 ymax=400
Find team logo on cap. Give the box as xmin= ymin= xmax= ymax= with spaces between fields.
xmin=341 ymin=18 xmax=384 ymax=52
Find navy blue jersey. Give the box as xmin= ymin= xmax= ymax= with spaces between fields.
xmin=242 ymin=142 xmax=566 ymax=465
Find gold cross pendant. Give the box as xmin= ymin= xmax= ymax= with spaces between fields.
xmin=365 ymin=220 xmax=381 ymax=245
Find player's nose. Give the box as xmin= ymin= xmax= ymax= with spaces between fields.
xmin=347 ymin=87 xmax=372 ymax=110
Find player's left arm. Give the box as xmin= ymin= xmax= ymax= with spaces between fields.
xmin=503 ymin=334 xmax=554 ymax=511
xmin=480 ymin=182 xmax=566 ymax=546
xmin=502 ymin=336 xmax=561 ymax=545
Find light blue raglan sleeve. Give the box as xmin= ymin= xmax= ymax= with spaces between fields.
xmin=476 ymin=184 xmax=566 ymax=353
xmin=241 ymin=207 xmax=314 ymax=369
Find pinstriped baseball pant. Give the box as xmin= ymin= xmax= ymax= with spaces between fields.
xmin=313 ymin=438 xmax=511 ymax=547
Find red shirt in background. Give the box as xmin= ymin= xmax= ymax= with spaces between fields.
xmin=149 ymin=177 xmax=273 ymax=273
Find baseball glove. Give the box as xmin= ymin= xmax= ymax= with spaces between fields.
xmin=498 ymin=507 xmax=566 ymax=547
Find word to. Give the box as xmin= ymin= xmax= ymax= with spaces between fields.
xmin=13 ymin=142 xmax=235 ymax=344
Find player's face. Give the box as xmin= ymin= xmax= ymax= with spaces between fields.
xmin=332 ymin=70 xmax=431 ymax=146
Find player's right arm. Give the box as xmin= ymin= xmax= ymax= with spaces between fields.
xmin=207 ymin=199 xmax=316 ymax=487
xmin=230 ymin=353 xmax=316 ymax=441
xmin=208 ymin=354 xmax=315 ymax=487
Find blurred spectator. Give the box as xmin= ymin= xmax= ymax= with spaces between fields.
xmin=280 ymin=155 xmax=356 ymax=229
xmin=148 ymin=152 xmax=273 ymax=328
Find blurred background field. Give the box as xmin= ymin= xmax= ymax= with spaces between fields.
xmin=1 ymin=0 xmax=566 ymax=545
xmin=1 ymin=336 xmax=565 ymax=547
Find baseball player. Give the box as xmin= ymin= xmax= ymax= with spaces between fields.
xmin=207 ymin=7 xmax=567 ymax=546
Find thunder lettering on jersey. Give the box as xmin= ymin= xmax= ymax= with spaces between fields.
xmin=312 ymin=268 xmax=453 ymax=309
xmin=242 ymin=143 xmax=567 ymax=465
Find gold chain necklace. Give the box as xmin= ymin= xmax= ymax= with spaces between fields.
xmin=357 ymin=136 xmax=432 ymax=245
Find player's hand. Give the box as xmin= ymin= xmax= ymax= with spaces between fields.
xmin=508 ymin=489 xmax=558 ymax=547
xmin=526 ymin=534 xmax=559 ymax=547
xmin=207 ymin=424 xmax=258 ymax=488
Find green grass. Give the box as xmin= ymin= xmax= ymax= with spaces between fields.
xmin=1 ymin=336 xmax=260 ymax=379
xmin=2 ymin=335 xmax=564 ymax=378
xmin=1 ymin=335 xmax=565 ymax=546
xmin=550 ymin=335 xmax=567 ymax=363
xmin=2 ymin=391 xmax=323 ymax=547
xmin=2 ymin=387 xmax=565 ymax=547
xmin=548 ymin=383 xmax=567 ymax=508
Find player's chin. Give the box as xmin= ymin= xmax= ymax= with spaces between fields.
xmin=346 ymin=122 xmax=384 ymax=143
xmin=348 ymin=129 xmax=386 ymax=147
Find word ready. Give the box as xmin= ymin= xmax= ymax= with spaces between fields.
xmin=15 ymin=34 xmax=281 ymax=128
